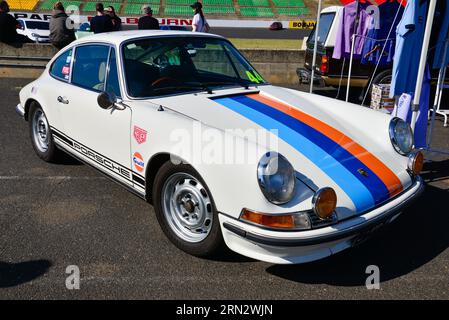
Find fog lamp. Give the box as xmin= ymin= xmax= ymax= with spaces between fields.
xmin=408 ymin=151 xmax=424 ymax=175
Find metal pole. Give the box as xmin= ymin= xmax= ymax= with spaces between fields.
xmin=427 ymin=39 xmax=449 ymax=148
xmin=310 ymin=0 xmax=322 ymax=94
xmin=346 ymin=34 xmax=356 ymax=102
xmin=411 ymin=0 xmax=437 ymax=132
xmin=346 ymin=0 xmax=360 ymax=102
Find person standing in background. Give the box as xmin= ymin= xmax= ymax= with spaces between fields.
xmin=138 ymin=5 xmax=159 ymax=30
xmin=89 ymin=3 xmax=114 ymax=34
xmin=105 ymin=6 xmax=122 ymax=31
xmin=0 ymin=0 xmax=30 ymax=44
xmin=49 ymin=2 xmax=76 ymax=49
xmin=191 ymin=2 xmax=209 ymax=33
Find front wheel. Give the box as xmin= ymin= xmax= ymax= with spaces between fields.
xmin=153 ymin=162 xmax=224 ymax=257
xmin=29 ymin=103 xmax=59 ymax=162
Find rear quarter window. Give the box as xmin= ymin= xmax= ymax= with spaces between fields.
xmin=50 ymin=49 xmax=73 ymax=81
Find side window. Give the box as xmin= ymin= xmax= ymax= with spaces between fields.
xmin=106 ymin=48 xmax=121 ymax=98
xmin=72 ymin=45 xmax=110 ymax=91
xmin=50 ymin=49 xmax=73 ymax=81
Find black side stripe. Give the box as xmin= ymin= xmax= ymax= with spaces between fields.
xmin=51 ymin=126 xmax=146 ymax=189
xmin=132 ymin=174 xmax=146 ymax=188
xmin=52 ymin=130 xmax=73 ymax=147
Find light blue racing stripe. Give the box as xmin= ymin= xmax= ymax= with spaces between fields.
xmin=215 ymin=97 xmax=375 ymax=212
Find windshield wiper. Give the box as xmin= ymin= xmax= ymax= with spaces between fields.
xmin=201 ymin=81 xmax=254 ymax=90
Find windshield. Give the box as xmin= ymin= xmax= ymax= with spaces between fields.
xmin=307 ymin=12 xmax=335 ymax=46
xmin=122 ymin=37 xmax=266 ymax=98
xmin=25 ymin=21 xmax=50 ymax=30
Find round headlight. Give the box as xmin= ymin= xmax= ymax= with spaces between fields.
xmin=257 ymin=152 xmax=296 ymax=205
xmin=389 ymin=118 xmax=414 ymax=155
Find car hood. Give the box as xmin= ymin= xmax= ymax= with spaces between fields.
xmin=149 ymin=85 xmax=413 ymax=218
xmin=27 ymin=29 xmax=50 ymax=36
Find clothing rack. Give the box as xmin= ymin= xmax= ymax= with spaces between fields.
xmin=424 ymin=38 xmax=449 ymax=155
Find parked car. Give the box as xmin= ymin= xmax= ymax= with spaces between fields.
xmin=298 ymin=6 xmax=447 ymax=100
xmin=16 ymin=31 xmax=424 ymax=264
xmin=160 ymin=25 xmax=188 ymax=31
xmin=17 ymin=18 xmax=50 ymax=43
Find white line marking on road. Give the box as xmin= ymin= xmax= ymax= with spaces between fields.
xmin=0 ymin=176 xmax=107 ymax=180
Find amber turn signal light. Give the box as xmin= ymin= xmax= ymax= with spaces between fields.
xmin=240 ymin=209 xmax=311 ymax=230
xmin=408 ymin=151 xmax=424 ymax=175
xmin=312 ymin=187 xmax=337 ymax=220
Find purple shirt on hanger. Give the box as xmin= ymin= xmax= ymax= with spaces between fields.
xmin=333 ymin=1 xmax=369 ymax=59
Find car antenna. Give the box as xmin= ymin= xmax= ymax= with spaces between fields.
xmin=158 ymin=105 xmax=164 ymax=111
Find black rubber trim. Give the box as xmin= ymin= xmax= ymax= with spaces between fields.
xmin=132 ymin=174 xmax=146 ymax=188
xmin=52 ymin=130 xmax=74 ymax=147
xmin=223 ymin=177 xmax=424 ymax=247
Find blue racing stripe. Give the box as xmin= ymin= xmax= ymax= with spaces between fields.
xmin=233 ymin=95 xmax=391 ymax=206
xmin=214 ymin=96 xmax=376 ymax=212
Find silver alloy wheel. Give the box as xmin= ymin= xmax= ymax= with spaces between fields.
xmin=32 ymin=109 xmax=50 ymax=153
xmin=162 ymin=173 xmax=213 ymax=243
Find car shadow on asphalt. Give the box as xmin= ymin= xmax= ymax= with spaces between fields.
xmin=56 ymin=151 xmax=83 ymax=166
xmin=265 ymin=182 xmax=449 ymax=286
xmin=0 ymin=260 xmax=52 ymax=288
xmin=421 ymin=158 xmax=449 ymax=183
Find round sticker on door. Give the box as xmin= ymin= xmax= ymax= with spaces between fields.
xmin=133 ymin=152 xmax=145 ymax=172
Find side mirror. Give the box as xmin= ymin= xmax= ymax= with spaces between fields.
xmin=97 ymin=91 xmax=117 ymax=110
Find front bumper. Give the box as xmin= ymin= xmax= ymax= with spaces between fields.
xmin=16 ymin=103 xmax=25 ymax=119
xmin=219 ymin=176 xmax=424 ymax=264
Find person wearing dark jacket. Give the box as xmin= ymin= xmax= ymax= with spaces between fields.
xmin=90 ymin=3 xmax=114 ymax=34
xmin=0 ymin=0 xmax=30 ymax=44
xmin=138 ymin=5 xmax=159 ymax=30
xmin=105 ymin=6 xmax=121 ymax=31
xmin=49 ymin=2 xmax=76 ymax=49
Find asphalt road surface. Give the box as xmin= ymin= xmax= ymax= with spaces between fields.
xmin=1 ymin=78 xmax=449 ymax=299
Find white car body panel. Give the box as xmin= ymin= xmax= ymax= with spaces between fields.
xmin=18 ymin=31 xmax=424 ymax=264
xmin=17 ymin=19 xmax=50 ymax=43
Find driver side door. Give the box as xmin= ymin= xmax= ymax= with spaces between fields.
xmin=59 ymin=44 xmax=133 ymax=187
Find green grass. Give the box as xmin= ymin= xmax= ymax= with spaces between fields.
xmin=229 ymin=38 xmax=302 ymax=50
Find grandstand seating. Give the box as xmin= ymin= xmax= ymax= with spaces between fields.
xmin=28 ymin=0 xmax=317 ymax=19
xmin=123 ymin=3 xmax=159 ymax=14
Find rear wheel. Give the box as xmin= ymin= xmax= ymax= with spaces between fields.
xmin=29 ymin=103 xmax=59 ymax=162
xmin=153 ymin=161 xmax=224 ymax=257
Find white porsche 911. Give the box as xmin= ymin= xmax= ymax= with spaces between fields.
xmin=17 ymin=31 xmax=424 ymax=264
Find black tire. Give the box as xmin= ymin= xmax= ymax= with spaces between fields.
xmin=152 ymin=161 xmax=225 ymax=257
xmin=28 ymin=102 xmax=60 ymax=162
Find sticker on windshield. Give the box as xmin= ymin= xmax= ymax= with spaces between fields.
xmin=246 ymin=70 xmax=265 ymax=84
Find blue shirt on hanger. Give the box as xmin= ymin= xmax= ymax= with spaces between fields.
xmin=431 ymin=0 xmax=449 ymax=69
xmin=390 ymin=0 xmax=428 ymax=97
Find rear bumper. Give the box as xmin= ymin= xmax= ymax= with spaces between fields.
xmin=219 ymin=176 xmax=424 ymax=264
xmin=16 ymin=103 xmax=25 ymax=119
xmin=296 ymin=68 xmax=324 ymax=86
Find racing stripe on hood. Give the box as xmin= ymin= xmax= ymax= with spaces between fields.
xmin=248 ymin=93 xmax=403 ymax=197
xmin=212 ymin=94 xmax=403 ymax=213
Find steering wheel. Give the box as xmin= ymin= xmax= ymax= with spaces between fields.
xmin=151 ymin=76 xmax=178 ymax=88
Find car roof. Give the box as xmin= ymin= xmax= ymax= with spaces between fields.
xmin=17 ymin=18 xmax=49 ymax=22
xmin=73 ymin=30 xmax=225 ymax=47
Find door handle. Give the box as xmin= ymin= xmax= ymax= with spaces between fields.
xmin=57 ymin=96 xmax=69 ymax=104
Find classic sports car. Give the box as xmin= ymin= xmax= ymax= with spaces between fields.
xmin=17 ymin=31 xmax=424 ymax=264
